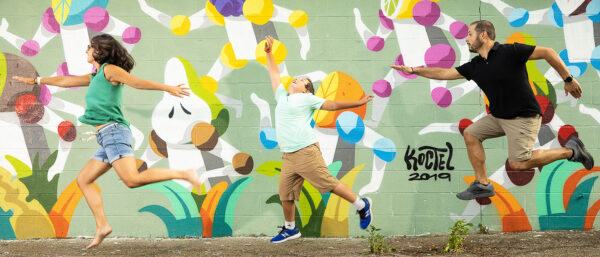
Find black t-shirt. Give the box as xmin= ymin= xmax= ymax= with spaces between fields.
xmin=455 ymin=42 xmax=542 ymax=119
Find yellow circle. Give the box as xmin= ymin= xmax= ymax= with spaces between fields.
xmin=289 ymin=10 xmax=307 ymax=28
xmin=255 ymin=39 xmax=287 ymax=66
xmin=220 ymin=43 xmax=248 ymax=69
xmin=200 ymin=75 xmax=218 ymax=94
xmin=170 ymin=15 xmax=191 ymax=35
xmin=280 ymin=75 xmax=293 ymax=91
xmin=206 ymin=0 xmax=225 ymax=26
xmin=243 ymin=0 xmax=274 ymax=25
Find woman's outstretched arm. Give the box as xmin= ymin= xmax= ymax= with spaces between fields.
xmin=103 ymin=64 xmax=190 ymax=98
xmin=13 ymin=74 xmax=91 ymax=87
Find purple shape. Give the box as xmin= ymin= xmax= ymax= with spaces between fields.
xmin=413 ymin=0 xmax=440 ymax=26
xmin=42 ymin=8 xmax=60 ymax=34
xmin=40 ymin=84 xmax=51 ymax=106
xmin=395 ymin=54 xmax=419 ymax=79
xmin=367 ymin=36 xmax=385 ymax=51
xmin=379 ymin=9 xmax=394 ymax=30
xmin=84 ymin=7 xmax=109 ymax=32
xmin=450 ymin=21 xmax=468 ymax=39
xmin=20 ymin=40 xmax=40 ymax=57
xmin=211 ymin=0 xmax=245 ymax=17
xmin=122 ymin=26 xmax=142 ymax=44
xmin=57 ymin=62 xmax=70 ymax=76
xmin=431 ymin=87 xmax=452 ymax=108
xmin=372 ymin=80 xmax=392 ymax=97
xmin=425 ymin=44 xmax=456 ymax=68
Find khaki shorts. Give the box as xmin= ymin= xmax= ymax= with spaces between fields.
xmin=279 ymin=143 xmax=340 ymax=201
xmin=464 ymin=114 xmax=541 ymax=162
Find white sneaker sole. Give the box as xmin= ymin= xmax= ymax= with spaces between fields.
xmin=271 ymin=232 xmax=301 ymax=244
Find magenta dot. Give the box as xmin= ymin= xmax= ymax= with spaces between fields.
xmin=84 ymin=7 xmax=109 ymax=32
xmin=450 ymin=21 xmax=468 ymax=39
xmin=394 ymin=54 xmax=419 ymax=79
xmin=21 ymin=40 xmax=40 ymax=56
xmin=122 ymin=26 xmax=141 ymax=44
xmin=379 ymin=9 xmax=394 ymax=30
xmin=367 ymin=36 xmax=385 ymax=51
xmin=40 ymin=84 xmax=51 ymax=106
xmin=413 ymin=0 xmax=441 ymax=26
xmin=372 ymin=80 xmax=392 ymax=97
xmin=425 ymin=44 xmax=456 ymax=68
xmin=42 ymin=8 xmax=60 ymax=34
xmin=57 ymin=62 xmax=70 ymax=76
xmin=431 ymin=87 xmax=452 ymax=108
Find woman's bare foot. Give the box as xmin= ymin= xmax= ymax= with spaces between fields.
xmin=185 ymin=169 xmax=202 ymax=193
xmin=86 ymin=225 xmax=112 ymax=249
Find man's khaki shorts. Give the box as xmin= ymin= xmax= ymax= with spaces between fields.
xmin=279 ymin=143 xmax=340 ymax=201
xmin=463 ymin=114 xmax=541 ymax=162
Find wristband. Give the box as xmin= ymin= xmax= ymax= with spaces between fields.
xmin=265 ymin=49 xmax=271 ymax=53
xmin=35 ymin=77 xmax=41 ymax=85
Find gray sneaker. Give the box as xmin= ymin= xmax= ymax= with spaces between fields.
xmin=456 ymin=181 xmax=495 ymax=200
xmin=566 ymin=137 xmax=594 ymax=170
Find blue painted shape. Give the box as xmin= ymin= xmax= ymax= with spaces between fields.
xmin=336 ymin=111 xmax=365 ymax=144
xmin=548 ymin=3 xmax=563 ymax=28
xmin=138 ymin=182 xmax=202 ymax=237
xmin=310 ymin=119 xmax=315 ymax=128
xmin=508 ymin=8 xmax=529 ymax=27
xmin=539 ymin=177 xmax=597 ymax=230
xmin=259 ymin=127 xmax=278 ymax=149
xmin=373 ymin=137 xmax=397 ymax=162
xmin=587 ymin=0 xmax=600 ymax=22
xmin=61 ymin=0 xmax=109 ymax=26
xmin=591 ymin=46 xmax=600 ymax=71
xmin=212 ymin=177 xmax=253 ymax=237
xmin=0 ymin=207 xmax=15 ymax=239
xmin=559 ymin=49 xmax=587 ymax=77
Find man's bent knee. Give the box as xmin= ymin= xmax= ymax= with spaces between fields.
xmin=508 ymin=161 xmax=530 ymax=171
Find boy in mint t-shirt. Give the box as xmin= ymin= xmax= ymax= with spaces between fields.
xmin=263 ymin=36 xmax=375 ymax=243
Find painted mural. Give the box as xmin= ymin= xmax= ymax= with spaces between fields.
xmin=0 ymin=0 xmax=598 ymax=239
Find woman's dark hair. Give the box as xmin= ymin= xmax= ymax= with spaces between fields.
xmin=90 ymin=34 xmax=135 ymax=72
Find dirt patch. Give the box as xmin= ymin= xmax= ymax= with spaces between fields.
xmin=1 ymin=230 xmax=599 ymax=257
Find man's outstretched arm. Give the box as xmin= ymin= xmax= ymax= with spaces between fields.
xmin=390 ymin=65 xmax=465 ymax=80
xmin=529 ymin=46 xmax=582 ymax=98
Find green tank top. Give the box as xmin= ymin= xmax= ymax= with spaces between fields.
xmin=78 ymin=63 xmax=130 ymax=127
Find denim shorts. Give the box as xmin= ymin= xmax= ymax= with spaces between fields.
xmin=92 ymin=122 xmax=134 ymax=164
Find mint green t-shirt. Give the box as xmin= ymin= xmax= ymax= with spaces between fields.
xmin=275 ymin=85 xmax=325 ymax=153
xmin=78 ymin=63 xmax=130 ymax=127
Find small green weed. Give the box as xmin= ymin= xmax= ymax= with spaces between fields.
xmin=444 ymin=219 xmax=473 ymax=253
xmin=365 ymin=225 xmax=395 ymax=254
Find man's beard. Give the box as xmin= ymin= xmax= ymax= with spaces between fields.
xmin=468 ymin=38 xmax=482 ymax=53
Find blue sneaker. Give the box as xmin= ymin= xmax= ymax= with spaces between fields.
xmin=357 ymin=197 xmax=373 ymax=229
xmin=270 ymin=226 xmax=301 ymax=243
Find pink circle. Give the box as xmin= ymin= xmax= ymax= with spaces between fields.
xmin=57 ymin=62 xmax=70 ymax=76
xmin=84 ymin=7 xmax=109 ymax=32
xmin=425 ymin=44 xmax=456 ymax=68
xmin=431 ymin=87 xmax=452 ymax=107
xmin=40 ymin=84 xmax=51 ymax=106
xmin=21 ymin=40 xmax=40 ymax=56
xmin=395 ymin=54 xmax=419 ymax=79
xmin=379 ymin=9 xmax=394 ymax=30
xmin=122 ymin=26 xmax=142 ymax=44
xmin=450 ymin=21 xmax=468 ymax=39
xmin=367 ymin=36 xmax=385 ymax=51
xmin=42 ymin=8 xmax=60 ymax=34
xmin=413 ymin=0 xmax=441 ymax=26
xmin=372 ymin=80 xmax=392 ymax=97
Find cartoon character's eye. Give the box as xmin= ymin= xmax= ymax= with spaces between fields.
xmin=168 ymin=106 xmax=174 ymax=119
xmin=180 ymin=103 xmax=191 ymax=115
